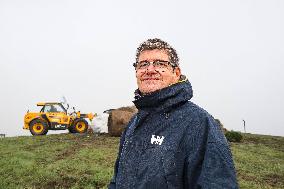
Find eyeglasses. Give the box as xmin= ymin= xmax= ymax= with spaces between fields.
xmin=133 ymin=60 xmax=177 ymax=70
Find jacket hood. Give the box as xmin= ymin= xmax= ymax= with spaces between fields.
xmin=133 ymin=76 xmax=193 ymax=112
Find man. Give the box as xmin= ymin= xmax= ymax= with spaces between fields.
xmin=109 ymin=38 xmax=239 ymax=189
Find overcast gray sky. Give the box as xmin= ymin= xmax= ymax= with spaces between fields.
xmin=0 ymin=0 xmax=283 ymax=137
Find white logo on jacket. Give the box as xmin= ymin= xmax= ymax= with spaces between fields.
xmin=151 ymin=135 xmax=165 ymax=145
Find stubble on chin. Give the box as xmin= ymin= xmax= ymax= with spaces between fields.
xmin=139 ymin=80 xmax=164 ymax=94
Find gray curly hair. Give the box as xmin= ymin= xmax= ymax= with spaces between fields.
xmin=135 ymin=38 xmax=179 ymax=66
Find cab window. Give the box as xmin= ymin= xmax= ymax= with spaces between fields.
xmin=43 ymin=104 xmax=65 ymax=113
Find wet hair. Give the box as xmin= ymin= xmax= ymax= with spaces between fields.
xmin=135 ymin=38 xmax=179 ymax=66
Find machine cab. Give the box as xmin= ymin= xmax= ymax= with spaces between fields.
xmin=41 ymin=103 xmax=66 ymax=113
xmin=38 ymin=103 xmax=70 ymax=127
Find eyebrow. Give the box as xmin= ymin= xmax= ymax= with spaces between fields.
xmin=139 ymin=59 xmax=169 ymax=62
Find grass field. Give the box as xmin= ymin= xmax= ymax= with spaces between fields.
xmin=0 ymin=133 xmax=283 ymax=189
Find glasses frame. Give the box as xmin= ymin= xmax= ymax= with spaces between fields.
xmin=133 ymin=60 xmax=177 ymax=70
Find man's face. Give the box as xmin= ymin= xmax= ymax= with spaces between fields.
xmin=136 ymin=49 xmax=181 ymax=94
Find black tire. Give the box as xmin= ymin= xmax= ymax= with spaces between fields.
xmin=68 ymin=125 xmax=76 ymax=133
xmin=70 ymin=118 xmax=88 ymax=133
xmin=29 ymin=119 xmax=48 ymax=136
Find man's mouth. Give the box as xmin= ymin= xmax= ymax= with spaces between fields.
xmin=141 ymin=78 xmax=160 ymax=81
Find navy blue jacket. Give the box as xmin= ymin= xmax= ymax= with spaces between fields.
xmin=109 ymin=80 xmax=239 ymax=189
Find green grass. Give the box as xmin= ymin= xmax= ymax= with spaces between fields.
xmin=0 ymin=133 xmax=283 ymax=189
xmin=0 ymin=134 xmax=119 ymax=189
xmin=231 ymin=133 xmax=284 ymax=189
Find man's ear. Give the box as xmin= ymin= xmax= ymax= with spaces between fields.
xmin=174 ymin=67 xmax=181 ymax=78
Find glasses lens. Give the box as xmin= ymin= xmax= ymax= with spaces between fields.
xmin=153 ymin=60 xmax=169 ymax=68
xmin=136 ymin=61 xmax=149 ymax=69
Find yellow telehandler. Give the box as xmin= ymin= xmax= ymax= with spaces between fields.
xmin=23 ymin=102 xmax=96 ymax=135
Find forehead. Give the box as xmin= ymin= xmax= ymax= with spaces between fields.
xmin=138 ymin=49 xmax=169 ymax=62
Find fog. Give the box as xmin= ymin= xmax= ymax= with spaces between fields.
xmin=0 ymin=0 xmax=283 ymax=137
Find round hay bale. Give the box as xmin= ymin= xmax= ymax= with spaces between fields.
xmin=108 ymin=106 xmax=137 ymax=136
xmin=117 ymin=106 xmax=137 ymax=113
xmin=215 ymin=119 xmax=228 ymax=133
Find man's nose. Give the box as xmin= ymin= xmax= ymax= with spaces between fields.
xmin=146 ymin=64 xmax=156 ymax=72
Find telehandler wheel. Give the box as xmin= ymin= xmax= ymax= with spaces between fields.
xmin=68 ymin=126 xmax=75 ymax=133
xmin=72 ymin=119 xmax=88 ymax=133
xmin=29 ymin=119 xmax=48 ymax=136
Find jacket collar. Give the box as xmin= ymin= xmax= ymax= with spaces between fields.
xmin=133 ymin=76 xmax=193 ymax=112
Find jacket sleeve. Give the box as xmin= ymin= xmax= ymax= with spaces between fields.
xmin=108 ymin=129 xmax=126 ymax=189
xmin=108 ymin=114 xmax=138 ymax=189
xmin=185 ymin=114 xmax=239 ymax=189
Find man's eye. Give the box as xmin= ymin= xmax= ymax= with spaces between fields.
xmin=138 ymin=62 xmax=149 ymax=68
xmin=154 ymin=61 xmax=168 ymax=67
